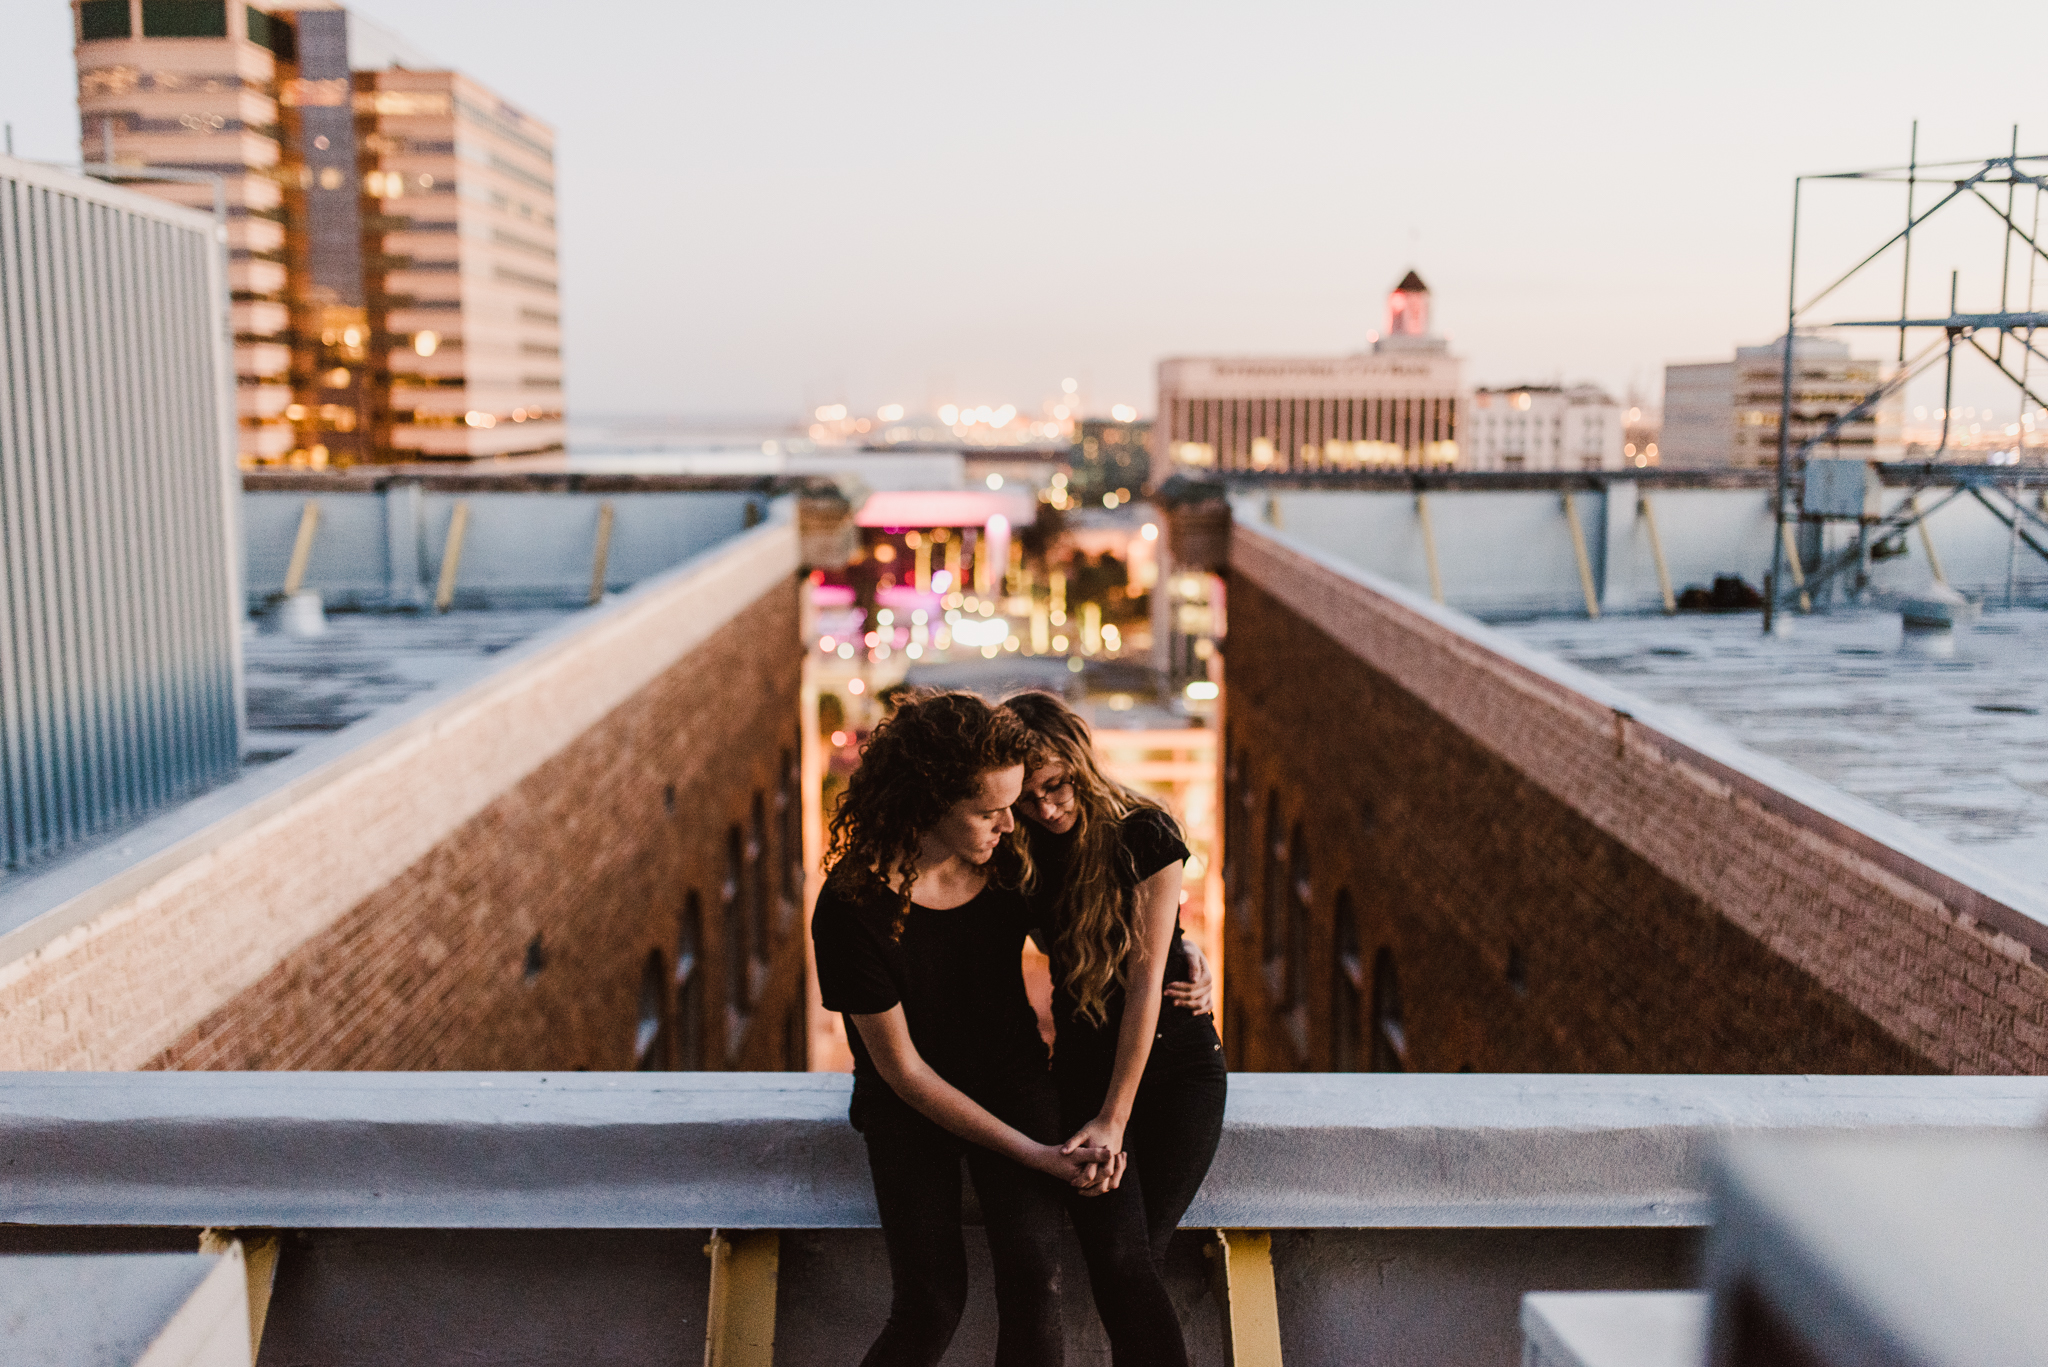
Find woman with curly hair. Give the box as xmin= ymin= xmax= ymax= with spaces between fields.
xmin=811 ymin=688 xmax=1107 ymax=1367
xmin=1005 ymin=690 xmax=1230 ymax=1367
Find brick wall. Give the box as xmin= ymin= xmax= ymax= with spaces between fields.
xmin=0 ymin=522 xmax=810 ymax=1071
xmin=1221 ymin=523 xmax=2048 ymax=1076
xmin=151 ymin=586 xmax=807 ymax=1071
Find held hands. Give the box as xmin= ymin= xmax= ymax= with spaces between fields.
xmin=1027 ymin=1140 xmax=1115 ymax=1186
xmin=1164 ymin=939 xmax=1215 ymax=1017
xmin=1061 ymin=1115 xmax=1128 ymax=1196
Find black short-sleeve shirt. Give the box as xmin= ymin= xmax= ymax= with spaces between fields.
xmin=1023 ymin=806 xmax=1194 ymax=1052
xmin=812 ymin=874 xmax=1049 ymax=1120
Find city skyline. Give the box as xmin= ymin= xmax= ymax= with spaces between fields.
xmin=6 ymin=0 xmax=2044 ymax=426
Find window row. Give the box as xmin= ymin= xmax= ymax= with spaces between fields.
xmin=80 ymin=2 xmax=289 ymax=49
xmin=1225 ymin=750 xmax=1408 ymax=1073
xmin=629 ymin=748 xmax=807 ymax=1071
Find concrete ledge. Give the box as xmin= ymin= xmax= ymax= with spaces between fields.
xmin=0 ymin=1073 xmax=2040 ymax=1231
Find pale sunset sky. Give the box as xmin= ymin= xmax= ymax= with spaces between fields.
xmin=6 ymin=0 xmax=2044 ymax=424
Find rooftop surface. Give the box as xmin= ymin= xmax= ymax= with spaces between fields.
xmin=1495 ymin=608 xmax=2048 ymax=891
xmin=0 ymin=605 xmax=584 ymax=900
xmin=242 ymin=607 xmax=578 ymax=765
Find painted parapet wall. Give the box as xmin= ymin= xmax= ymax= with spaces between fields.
xmin=243 ymin=483 xmax=773 ymax=609
xmin=1239 ymin=476 xmax=2045 ymax=619
xmin=0 ymin=510 xmax=807 ymax=1071
xmin=1222 ymin=519 xmax=2048 ymax=1076
xmin=0 ymin=1072 xmax=2041 ymax=1367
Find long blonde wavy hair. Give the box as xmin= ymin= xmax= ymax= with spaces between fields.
xmin=1005 ymin=691 xmax=1182 ymax=1028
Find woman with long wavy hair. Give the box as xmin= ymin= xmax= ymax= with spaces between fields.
xmin=1005 ymin=690 xmax=1230 ymax=1367
xmin=810 ymin=689 xmax=1108 ymax=1367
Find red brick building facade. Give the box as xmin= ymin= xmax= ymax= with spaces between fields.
xmin=0 ymin=523 xmax=812 ymax=1075
xmin=150 ymin=587 xmax=806 ymax=1072
xmin=1220 ymin=523 xmax=2048 ymax=1076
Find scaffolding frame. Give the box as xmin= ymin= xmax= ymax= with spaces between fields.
xmin=1764 ymin=126 xmax=2048 ymax=630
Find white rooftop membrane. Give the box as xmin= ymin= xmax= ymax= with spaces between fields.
xmin=1498 ymin=610 xmax=2048 ymax=892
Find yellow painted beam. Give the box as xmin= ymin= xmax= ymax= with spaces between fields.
xmin=1415 ymin=494 xmax=1444 ymax=604
xmin=1639 ymin=494 xmax=1676 ymax=614
xmin=705 ymin=1229 xmax=779 ymax=1367
xmin=199 ymin=1227 xmax=280 ymax=1360
xmin=589 ymin=500 xmax=616 ymax=606
xmin=281 ymin=501 xmax=320 ymax=598
xmin=1208 ymin=1229 xmax=1284 ymax=1367
xmin=434 ymin=501 xmax=470 ymax=614
xmin=1562 ymin=493 xmax=1600 ymax=619
xmin=1779 ymin=520 xmax=1813 ymax=613
xmin=1912 ymin=494 xmax=1948 ymax=585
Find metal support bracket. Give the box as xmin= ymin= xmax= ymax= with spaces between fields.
xmin=1778 ymin=521 xmax=1813 ymax=613
xmin=1415 ymin=493 xmax=1444 ymax=604
xmin=1910 ymin=493 xmax=1949 ymax=585
xmin=589 ymin=500 xmax=616 ymax=606
xmin=1562 ymin=492 xmax=1600 ymax=619
xmin=1639 ymin=494 xmax=1677 ymax=614
xmin=1206 ymin=1229 xmax=1284 ymax=1367
xmin=198 ymin=1227 xmax=280 ymax=1361
xmin=705 ymin=1229 xmax=779 ymax=1367
xmin=281 ymin=501 xmax=320 ymax=599
xmin=434 ymin=501 xmax=470 ymax=613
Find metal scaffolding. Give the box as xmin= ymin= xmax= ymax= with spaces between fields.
xmin=1764 ymin=126 xmax=2048 ymax=630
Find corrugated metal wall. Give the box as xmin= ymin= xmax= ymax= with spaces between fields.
xmin=0 ymin=158 xmax=242 ymax=870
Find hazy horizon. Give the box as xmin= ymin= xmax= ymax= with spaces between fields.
xmin=6 ymin=0 xmax=2045 ymax=427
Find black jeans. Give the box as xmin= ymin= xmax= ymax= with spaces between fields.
xmin=1056 ymin=1017 xmax=1229 ymax=1367
xmin=853 ymin=1079 xmax=1069 ymax=1367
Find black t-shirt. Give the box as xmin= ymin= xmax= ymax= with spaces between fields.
xmin=812 ymin=873 xmax=1049 ymax=1118
xmin=1023 ymin=805 xmax=1194 ymax=1051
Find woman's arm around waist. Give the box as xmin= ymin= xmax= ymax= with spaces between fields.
xmin=1061 ymin=859 xmax=1182 ymax=1190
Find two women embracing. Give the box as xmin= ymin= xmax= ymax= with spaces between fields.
xmin=812 ymin=688 xmax=1227 ymax=1367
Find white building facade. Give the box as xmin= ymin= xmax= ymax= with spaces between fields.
xmin=1155 ymin=272 xmax=1465 ymax=481
xmin=1466 ymin=384 xmax=1626 ymax=471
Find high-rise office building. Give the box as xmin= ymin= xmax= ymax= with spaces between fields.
xmin=1155 ymin=271 xmax=1465 ymax=480
xmin=71 ymin=0 xmax=563 ymax=465
xmin=357 ymin=67 xmax=564 ymax=459
xmin=74 ymin=0 xmax=296 ymax=462
xmin=1661 ymin=337 xmax=1898 ymax=469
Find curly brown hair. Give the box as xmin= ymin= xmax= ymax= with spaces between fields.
xmin=824 ymin=689 xmax=1035 ymax=935
xmin=1005 ymin=690 xmax=1180 ymax=1028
